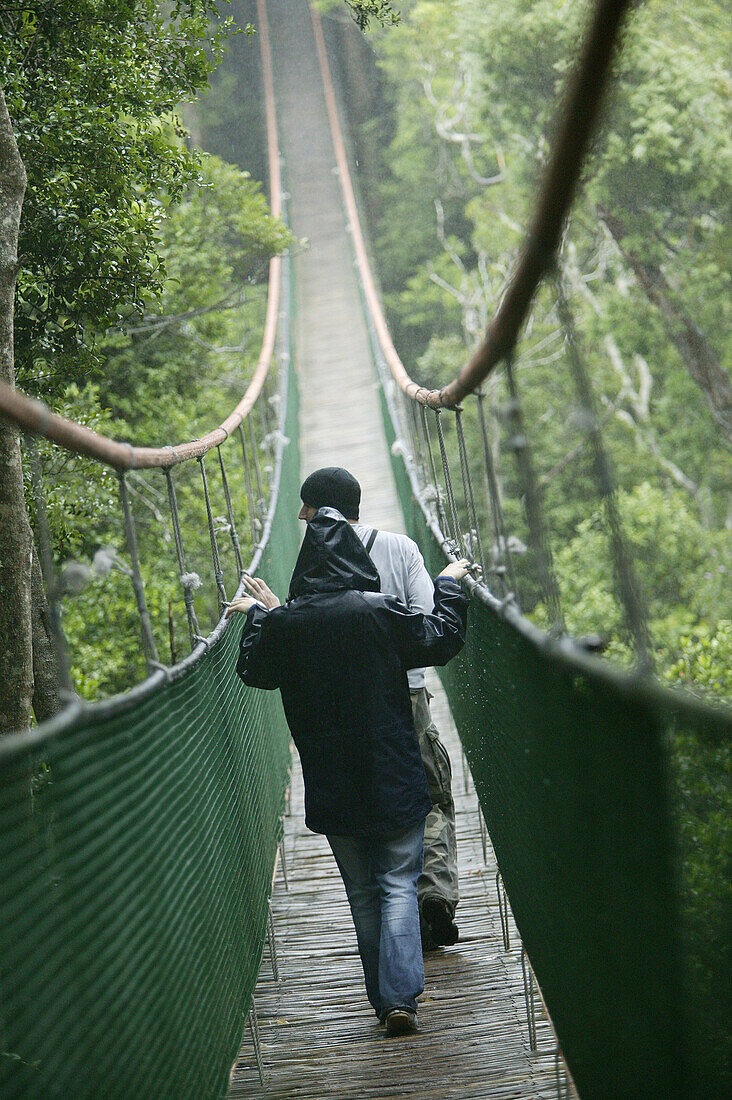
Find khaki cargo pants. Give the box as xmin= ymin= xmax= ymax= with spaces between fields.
xmin=411 ymin=687 xmax=459 ymax=917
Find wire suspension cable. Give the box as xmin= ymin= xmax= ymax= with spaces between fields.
xmin=503 ymin=355 xmax=565 ymax=631
xmin=408 ymin=397 xmax=428 ymax=479
xmin=476 ymin=389 xmax=519 ymax=601
xmin=248 ymin=413 xmax=266 ymax=516
xmin=239 ymin=422 xmax=260 ymax=543
xmin=164 ymin=468 xmax=201 ymax=649
xmin=455 ymin=407 xmax=486 ymax=574
xmin=118 ymin=472 xmax=160 ymax=669
xmin=434 ymin=410 xmax=464 ymax=556
xmin=554 ymin=270 xmax=654 ymax=672
xmin=420 ymin=405 xmax=450 ymax=536
xmin=198 ymin=456 xmax=228 ymax=618
xmin=218 ymin=444 xmax=245 ymax=578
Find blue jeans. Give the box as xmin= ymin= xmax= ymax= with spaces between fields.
xmin=327 ymin=822 xmax=425 ymax=1018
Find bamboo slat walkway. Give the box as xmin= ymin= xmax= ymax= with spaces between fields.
xmin=228 ymin=0 xmax=559 ymax=1094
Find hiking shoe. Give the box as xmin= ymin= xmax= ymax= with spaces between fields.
xmin=422 ymin=896 xmax=459 ymax=947
xmin=420 ymin=913 xmax=438 ymax=953
xmin=384 ymin=1008 xmax=418 ymax=1036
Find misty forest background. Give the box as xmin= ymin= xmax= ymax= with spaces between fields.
xmin=1 ymin=0 xmax=729 ymax=704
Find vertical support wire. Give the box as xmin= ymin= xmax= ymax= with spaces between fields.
xmin=408 ymin=396 xmax=428 ymax=479
xmin=257 ymin=396 xmax=272 ymax=493
xmin=198 ymin=456 xmax=228 ymax=619
xmin=420 ymin=404 xmax=450 ymax=535
xmin=266 ymin=900 xmax=280 ymax=982
xmin=496 ymin=872 xmax=511 ymax=951
xmin=217 ymin=444 xmax=244 ymax=578
xmin=118 ymin=472 xmax=160 ymax=670
xmin=521 ymin=945 xmax=538 ymax=1051
xmin=455 ymin=407 xmax=486 ymax=574
xmin=238 ymin=423 xmax=260 ymax=544
xmin=247 ymin=999 xmax=265 ymax=1086
xmin=554 ymin=269 xmax=654 ymax=673
xmin=434 ymin=408 xmax=465 ymax=555
xmin=26 ymin=437 xmax=75 ymax=696
xmin=164 ymin=468 xmax=201 ymax=649
xmin=477 ymin=802 xmax=488 ymax=864
xmin=278 ymin=835 xmax=289 ymax=891
xmin=476 ymin=388 xmax=520 ymax=601
xmin=248 ymin=411 xmax=266 ymax=515
xmin=504 ymin=353 xmax=565 ymax=632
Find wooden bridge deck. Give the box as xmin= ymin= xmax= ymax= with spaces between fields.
xmin=229 ymin=0 xmax=558 ymax=1094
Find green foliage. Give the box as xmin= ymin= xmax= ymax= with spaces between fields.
xmin=23 ymin=384 xmax=121 ymax=558
xmin=0 ymin=0 xmax=239 ymax=389
xmin=97 ymin=153 xmax=291 ymax=436
xmin=353 ymin=0 xmax=731 ymax=699
xmin=664 ymin=622 xmax=732 ymax=702
xmin=45 ymin=153 xmax=291 ymax=698
xmin=3 ymin=5 xmax=292 ymax=700
xmin=534 ymin=483 xmax=732 ymax=690
xmin=315 ymin=0 xmax=401 ymax=30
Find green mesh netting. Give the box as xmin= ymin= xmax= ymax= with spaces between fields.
xmin=377 ymin=374 xmax=731 ymax=1100
xmin=0 ymin=346 xmax=300 ymax=1099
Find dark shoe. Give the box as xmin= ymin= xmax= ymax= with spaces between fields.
xmin=422 ymin=896 xmax=459 ymax=947
xmin=420 ymin=913 xmax=437 ymax=953
xmin=384 ymin=1008 xmax=418 ymax=1036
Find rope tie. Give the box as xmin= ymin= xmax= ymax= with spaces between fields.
xmin=503 ymin=354 xmax=565 ymax=632
xmin=198 ymin=456 xmax=228 ymax=618
xmin=554 ymin=269 xmax=653 ymax=672
xmin=217 ymin=445 xmax=244 ymax=576
xmin=476 ymin=389 xmax=520 ymax=601
xmin=455 ymin=407 xmax=486 ymax=574
xmin=118 ymin=472 xmax=160 ymax=669
xmin=148 ymin=660 xmax=173 ymax=683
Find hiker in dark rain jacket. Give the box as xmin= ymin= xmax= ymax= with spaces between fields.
xmin=228 ymin=505 xmax=469 ymax=1035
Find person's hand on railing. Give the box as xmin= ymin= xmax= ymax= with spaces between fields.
xmin=225 ymin=576 xmax=282 ymax=618
xmin=438 ymin=558 xmax=474 ymax=583
xmin=225 ymin=596 xmax=257 ymax=618
xmin=242 ymin=575 xmax=281 ymax=609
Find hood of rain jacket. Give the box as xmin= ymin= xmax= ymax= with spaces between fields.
xmin=288 ymin=507 xmax=380 ymax=600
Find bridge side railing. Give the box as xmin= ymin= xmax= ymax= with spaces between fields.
xmin=0 ymin=5 xmax=298 ymax=1097
xmin=310 ymin=3 xmax=732 ymax=1098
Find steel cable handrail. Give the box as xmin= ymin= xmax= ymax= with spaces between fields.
xmin=311 ymin=0 xmax=633 ymax=408
xmin=0 ymin=0 xmax=283 ymax=469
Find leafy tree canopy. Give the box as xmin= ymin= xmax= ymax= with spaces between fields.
xmin=0 ymin=0 xmax=237 ymax=390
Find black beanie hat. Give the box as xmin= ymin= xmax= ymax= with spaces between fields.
xmin=300 ymin=467 xmax=361 ymax=521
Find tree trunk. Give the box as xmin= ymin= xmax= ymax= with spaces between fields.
xmin=599 ymin=206 xmax=732 ymax=448
xmin=0 ymin=86 xmax=34 ymax=734
xmin=30 ymin=547 xmax=62 ymax=722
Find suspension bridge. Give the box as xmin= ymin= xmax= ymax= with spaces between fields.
xmin=0 ymin=1 xmax=729 ymax=1099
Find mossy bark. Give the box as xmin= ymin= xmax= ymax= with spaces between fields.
xmin=0 ymin=87 xmax=33 ymax=733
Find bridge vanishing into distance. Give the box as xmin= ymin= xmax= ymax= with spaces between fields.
xmin=228 ymin=1 xmax=556 ymax=1095
xmin=0 ymin=1 xmax=729 ymax=1099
